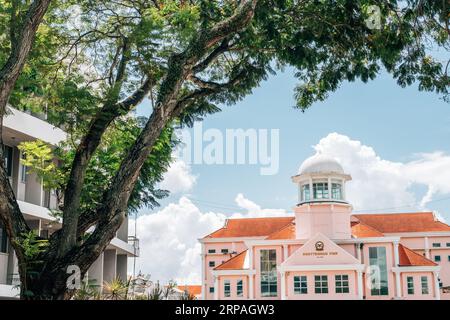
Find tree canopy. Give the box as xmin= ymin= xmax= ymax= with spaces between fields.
xmin=0 ymin=0 xmax=448 ymax=299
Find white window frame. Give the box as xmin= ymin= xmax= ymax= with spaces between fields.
xmin=407 ymin=276 xmax=414 ymax=295
xmin=224 ymin=280 xmax=231 ymax=297
xmin=421 ymin=276 xmax=429 ymax=295
xmin=335 ymin=274 xmax=349 ymax=293
xmin=294 ymin=275 xmax=307 ymax=294
xmin=236 ymin=279 xmax=243 ymax=297
xmin=314 ymin=275 xmax=328 ymax=294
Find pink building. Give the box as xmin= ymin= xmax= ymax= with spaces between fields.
xmin=199 ymin=154 xmax=450 ymax=300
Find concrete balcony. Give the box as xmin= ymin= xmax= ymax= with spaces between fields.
xmin=0 ymin=284 xmax=19 ymax=299
xmin=3 ymin=107 xmax=66 ymax=146
xmin=18 ymin=200 xmax=59 ymax=224
xmin=108 ymin=236 xmax=139 ymax=257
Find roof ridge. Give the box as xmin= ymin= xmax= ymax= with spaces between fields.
xmin=226 ymin=216 xmax=294 ymax=221
xmin=354 ymin=211 xmax=434 ymax=216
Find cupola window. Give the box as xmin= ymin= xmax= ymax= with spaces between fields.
xmin=331 ymin=183 xmax=342 ymax=200
xmin=301 ymin=184 xmax=310 ymax=201
xmin=313 ymin=182 xmax=328 ymax=199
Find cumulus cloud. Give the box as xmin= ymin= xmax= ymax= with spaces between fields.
xmin=312 ymin=133 xmax=450 ymax=218
xmin=129 ymin=194 xmax=288 ymax=284
xmin=233 ymin=193 xmax=288 ymax=218
xmin=131 ymin=132 xmax=450 ymax=284
xmin=159 ymin=159 xmax=196 ymax=193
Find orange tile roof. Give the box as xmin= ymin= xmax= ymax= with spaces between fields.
xmin=214 ymin=250 xmax=248 ymax=270
xmin=204 ymin=217 xmax=294 ymax=238
xmin=353 ymin=212 xmax=450 ymax=233
xmin=204 ymin=212 xmax=450 ymax=240
xmin=398 ymin=244 xmax=437 ymax=267
xmin=266 ymin=222 xmax=296 ymax=240
xmin=351 ymin=222 xmax=384 ymax=238
xmin=178 ymin=285 xmax=202 ymax=296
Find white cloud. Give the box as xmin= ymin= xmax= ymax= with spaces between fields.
xmin=129 ymin=197 xmax=226 ymax=284
xmin=159 ymin=159 xmax=196 ymax=193
xmin=232 ymin=193 xmax=288 ymax=218
xmin=312 ymin=133 xmax=450 ymax=219
xmin=131 ymin=132 xmax=450 ymax=285
xmin=129 ymin=194 xmax=288 ymax=284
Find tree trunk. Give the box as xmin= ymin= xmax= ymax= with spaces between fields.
xmin=0 ymin=0 xmax=51 ymax=112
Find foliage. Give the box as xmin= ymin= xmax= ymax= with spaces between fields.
xmin=102 ymin=277 xmax=130 ymax=300
xmin=18 ymin=140 xmax=64 ymax=191
xmin=14 ymin=231 xmax=49 ymax=298
xmin=9 ymin=1 xmax=450 ymax=217
xmin=5 ymin=1 xmax=448 ymax=121
xmin=180 ymin=290 xmax=197 ymax=300
xmin=148 ymin=280 xmax=176 ymax=300
xmin=0 ymin=0 xmax=449 ymax=299
xmin=18 ymin=117 xmax=176 ymax=214
xmin=72 ymin=279 xmax=101 ymax=300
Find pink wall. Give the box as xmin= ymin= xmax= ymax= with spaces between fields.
xmin=203 ymin=235 xmax=449 ymax=300
xmin=430 ymin=249 xmax=450 ymax=286
xmin=294 ymin=203 xmax=352 ymax=240
xmin=216 ymin=275 xmax=248 ymax=300
xmin=286 ymin=270 xmax=358 ymax=300
xmin=400 ymin=272 xmax=435 ymax=300
xmin=399 ymin=236 xmax=450 ymax=287
xmin=203 ymin=241 xmax=247 ymax=300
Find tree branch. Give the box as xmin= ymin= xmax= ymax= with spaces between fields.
xmin=78 ymin=1 xmax=259 ymax=261
xmin=0 ymin=0 xmax=51 ymax=269
xmin=57 ymin=39 xmax=134 ymax=256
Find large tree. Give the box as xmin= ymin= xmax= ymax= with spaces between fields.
xmin=0 ymin=0 xmax=448 ymax=299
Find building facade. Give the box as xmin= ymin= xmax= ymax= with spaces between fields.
xmin=0 ymin=107 xmax=139 ymax=299
xmin=200 ymin=154 xmax=450 ymax=300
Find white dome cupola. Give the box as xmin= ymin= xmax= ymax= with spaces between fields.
xmin=298 ymin=154 xmax=344 ymax=175
xmin=292 ymin=153 xmax=353 ymax=240
xmin=292 ymin=153 xmax=351 ymax=205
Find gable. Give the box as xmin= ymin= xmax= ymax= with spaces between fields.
xmin=281 ymin=232 xmax=360 ymax=266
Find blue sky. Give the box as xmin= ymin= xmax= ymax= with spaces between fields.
xmin=131 ymin=67 xmax=450 ymax=283
xmin=136 ymin=67 xmax=450 ymax=220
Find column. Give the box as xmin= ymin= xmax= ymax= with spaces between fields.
xmin=214 ymin=276 xmax=219 ymax=300
xmin=280 ymin=271 xmax=286 ymax=300
xmin=394 ymin=271 xmax=402 ymax=299
xmin=248 ymin=274 xmax=254 ymax=299
xmin=433 ymin=271 xmax=441 ymax=300
xmin=424 ymin=237 xmax=430 ymax=259
xmin=357 ymin=270 xmax=364 ymax=300
xmin=393 ymin=241 xmax=399 ymax=266
xmin=327 ymin=177 xmax=332 ymax=200
xmin=309 ymin=177 xmax=313 ymax=200
xmin=283 ymin=245 xmax=288 ymax=262
xmin=356 ymin=243 xmax=362 ymax=262
xmin=201 ymin=249 xmax=206 ymax=300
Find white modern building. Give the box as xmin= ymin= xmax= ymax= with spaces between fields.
xmin=0 ymin=107 xmax=139 ymax=299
